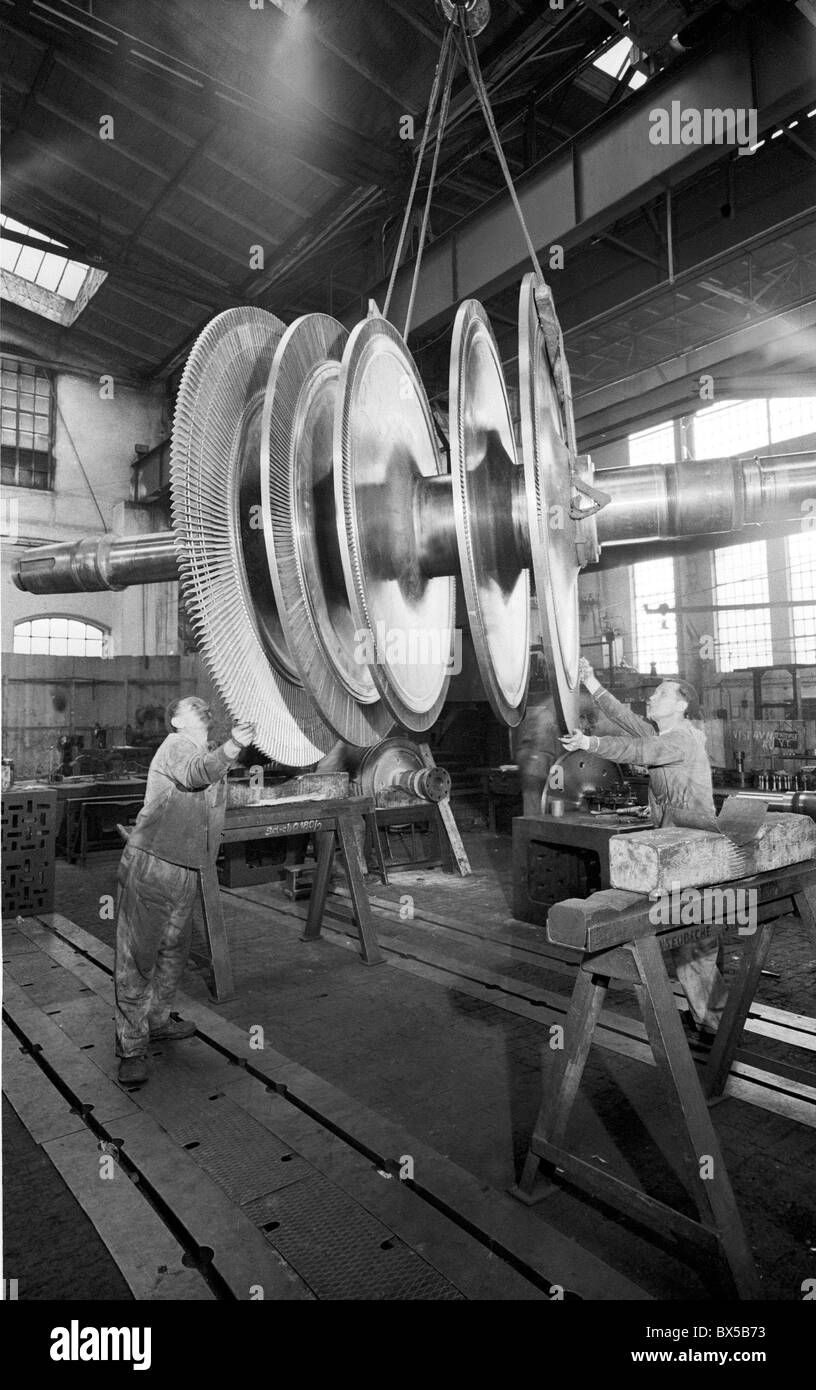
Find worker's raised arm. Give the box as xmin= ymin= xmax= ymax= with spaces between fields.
xmin=162 ymin=722 xmax=256 ymax=791
xmin=579 ymin=657 xmax=655 ymax=737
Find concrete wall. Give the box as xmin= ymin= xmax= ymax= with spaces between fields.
xmin=2 ymin=359 xmax=177 ymax=656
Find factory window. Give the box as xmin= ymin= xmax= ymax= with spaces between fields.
xmin=628 ymin=420 xmax=675 ymax=468
xmin=633 ymin=557 xmax=678 ymax=673
xmin=693 ymin=399 xmax=769 ymax=457
xmin=769 ymin=397 xmax=816 ymax=444
xmin=1 ymin=358 xmax=53 ymax=489
xmin=787 ymin=531 xmax=816 ymax=664
xmin=713 ymin=542 xmax=773 ymax=671
xmin=13 ymin=617 xmax=110 ymax=657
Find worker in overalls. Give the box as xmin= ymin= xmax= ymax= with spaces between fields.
xmin=114 ymin=697 xmax=255 ymax=1086
xmin=561 ymin=659 xmax=727 ymax=1039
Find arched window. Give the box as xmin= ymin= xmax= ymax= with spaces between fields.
xmin=13 ymin=616 xmax=111 ymax=657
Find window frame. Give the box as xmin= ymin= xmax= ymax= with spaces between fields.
xmin=1 ymin=356 xmax=55 ymax=490
xmin=13 ymin=615 xmax=111 ymax=658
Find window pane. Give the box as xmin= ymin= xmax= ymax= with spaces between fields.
xmin=716 ymin=608 xmax=773 ymax=671
xmin=85 ymin=640 xmax=103 ymax=657
xmin=629 ymin=421 xmax=675 ymax=468
xmin=49 ymin=637 xmax=69 ymax=656
xmin=788 ymin=531 xmax=816 ymax=601
xmin=792 ymin=608 xmax=816 ymax=664
xmin=66 ymin=637 xmax=86 ymax=656
xmin=57 ymin=262 xmax=87 ymax=301
xmin=693 ymin=399 xmax=769 ymax=457
xmin=30 ymin=618 xmax=50 ymax=637
xmin=50 ymin=618 xmax=68 ymax=639
xmin=35 ymin=255 xmax=67 ymax=293
xmin=633 ymin=557 xmax=678 ymax=672
xmin=714 ymin=541 xmax=770 ymax=606
xmin=714 ymin=541 xmax=772 ymax=671
xmin=769 ymin=397 xmax=816 ymax=444
xmin=30 ymin=636 xmax=49 ymax=654
xmin=12 ymin=630 xmax=30 ymax=653
xmin=67 ymin=619 xmax=86 ymax=640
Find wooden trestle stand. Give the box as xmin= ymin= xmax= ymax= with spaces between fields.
xmin=197 ymin=794 xmax=384 ymax=1002
xmin=513 ymin=861 xmax=816 ymax=1300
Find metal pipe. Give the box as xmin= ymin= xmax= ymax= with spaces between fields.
xmin=724 ymin=789 xmax=816 ymax=821
xmin=12 ymin=531 xmax=178 ymax=594
xmin=11 ymin=451 xmax=816 ymax=594
xmin=596 ymin=451 xmax=816 ymax=546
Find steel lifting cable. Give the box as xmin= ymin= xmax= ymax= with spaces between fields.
xmin=382 ymin=18 xmax=456 ymax=325
xmin=403 ymin=40 xmax=457 ymax=341
xmin=457 ymin=24 xmax=579 ymax=454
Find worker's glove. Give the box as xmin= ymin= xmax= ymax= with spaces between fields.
xmin=560 ymin=729 xmax=591 ymax=752
xmin=577 ymin=656 xmax=595 ymax=684
xmin=230 ymin=722 xmax=256 ymax=748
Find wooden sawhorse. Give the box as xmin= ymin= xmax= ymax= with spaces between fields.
xmin=513 ymin=863 xmax=816 ymax=1299
xmin=198 ymin=794 xmax=384 ymax=1002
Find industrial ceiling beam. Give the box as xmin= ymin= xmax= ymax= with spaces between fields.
xmin=359 ymin=5 xmax=816 ymax=337
xmin=43 ymin=51 xmax=330 ymax=213
xmin=1 ymin=8 xmax=394 ymax=188
xmin=574 ymin=299 xmax=816 ymax=449
xmin=0 ymin=177 xmax=240 ymax=309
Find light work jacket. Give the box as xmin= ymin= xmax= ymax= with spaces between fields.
xmin=589 ymin=687 xmax=719 ymax=833
xmin=128 ymin=732 xmax=238 ymax=869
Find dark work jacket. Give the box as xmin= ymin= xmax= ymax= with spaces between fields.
xmin=590 ymin=688 xmax=719 ymax=833
xmin=127 ymin=733 xmax=238 ymax=868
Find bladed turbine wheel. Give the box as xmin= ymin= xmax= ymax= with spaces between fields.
xmin=335 ymin=313 xmax=455 ymax=732
xmin=171 ymin=307 xmax=335 ymax=766
xmin=518 ymin=272 xmax=581 ymax=734
xmin=261 ymin=314 xmax=393 ymax=747
xmin=450 ymin=300 xmax=530 ymax=727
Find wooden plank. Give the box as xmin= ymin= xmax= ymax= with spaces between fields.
xmin=705 ymin=922 xmax=775 ymax=1100
xmin=632 ymin=935 xmax=760 ymax=1299
xmin=531 ymin=1139 xmax=719 ymax=1252
xmin=41 ymin=1129 xmax=215 ymax=1301
xmin=418 ymin=743 xmax=471 ymax=877
xmin=198 ymin=861 xmax=235 ymax=1002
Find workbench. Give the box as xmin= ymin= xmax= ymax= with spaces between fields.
xmin=199 ymin=795 xmax=384 ymax=1001
xmin=514 ymin=857 xmax=816 ymax=1298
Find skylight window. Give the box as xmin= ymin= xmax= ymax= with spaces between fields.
xmin=592 ymin=34 xmax=647 ymax=90
xmin=0 ymin=215 xmax=106 ymax=325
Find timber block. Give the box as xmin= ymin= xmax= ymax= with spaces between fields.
xmin=547 ymin=889 xmax=643 ymax=949
xmin=609 ymin=814 xmax=816 ymax=894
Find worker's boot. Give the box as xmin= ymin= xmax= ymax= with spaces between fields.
xmin=149 ymin=1014 xmax=197 ymax=1042
xmin=118 ymin=1055 xmax=149 ymax=1087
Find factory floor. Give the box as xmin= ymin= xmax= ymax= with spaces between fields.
xmin=3 ymin=828 xmax=816 ymax=1302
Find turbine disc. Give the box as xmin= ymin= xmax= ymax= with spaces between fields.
xmin=335 ymin=314 xmax=455 ymax=732
xmin=171 ymin=307 xmax=334 ymax=766
xmin=518 ymin=273 xmax=580 ymax=733
xmin=261 ymin=313 xmax=393 ymax=746
xmin=449 ymin=300 xmax=530 ymax=727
